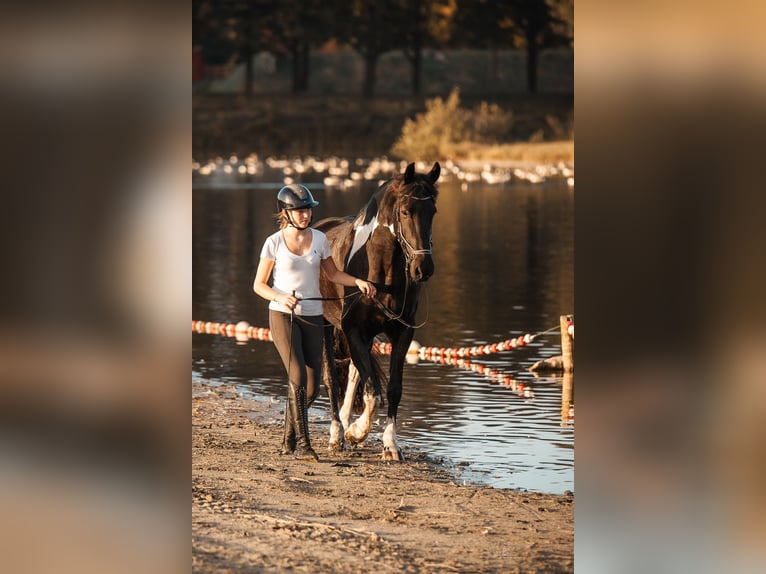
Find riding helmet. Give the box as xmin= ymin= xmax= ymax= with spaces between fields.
xmin=277 ymin=184 xmax=319 ymax=211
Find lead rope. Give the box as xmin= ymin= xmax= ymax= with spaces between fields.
xmin=289 ymin=290 xmax=364 ymax=328
xmin=299 ymin=192 xmax=434 ymax=331
xmin=371 ymin=283 xmax=429 ymax=329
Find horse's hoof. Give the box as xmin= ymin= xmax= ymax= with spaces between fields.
xmin=294 ymin=445 xmax=319 ymax=462
xmin=344 ymin=430 xmax=364 ymax=446
xmin=328 ymin=440 xmax=345 ymax=454
xmin=382 ymin=447 xmax=405 ymax=462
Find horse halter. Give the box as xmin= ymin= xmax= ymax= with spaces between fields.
xmin=395 ymin=193 xmax=435 ymax=262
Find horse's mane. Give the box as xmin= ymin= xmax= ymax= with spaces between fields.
xmin=353 ymin=172 xmax=439 ymax=228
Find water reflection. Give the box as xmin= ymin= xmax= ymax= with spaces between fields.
xmin=561 ymin=371 xmax=575 ymax=426
xmin=192 ymin=175 xmax=573 ymax=493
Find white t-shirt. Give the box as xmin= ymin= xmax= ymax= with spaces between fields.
xmin=259 ymin=228 xmax=332 ymax=316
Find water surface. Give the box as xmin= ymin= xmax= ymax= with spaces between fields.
xmin=192 ymin=167 xmax=573 ymax=493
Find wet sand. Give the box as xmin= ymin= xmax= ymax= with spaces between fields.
xmin=192 ymin=382 xmax=573 ymax=573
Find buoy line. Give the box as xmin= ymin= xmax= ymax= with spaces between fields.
xmin=192 ymin=320 xmax=570 ymax=358
xmin=192 ymin=318 xmax=574 ymax=397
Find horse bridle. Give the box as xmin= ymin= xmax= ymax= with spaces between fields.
xmin=395 ymin=193 xmax=435 ymax=263
xmin=368 ymin=191 xmax=435 ymax=329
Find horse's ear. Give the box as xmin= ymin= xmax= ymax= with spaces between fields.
xmin=429 ymin=162 xmax=441 ymax=183
xmin=404 ymin=162 xmax=416 ymax=184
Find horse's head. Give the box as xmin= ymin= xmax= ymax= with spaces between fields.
xmin=393 ymin=162 xmax=440 ymax=282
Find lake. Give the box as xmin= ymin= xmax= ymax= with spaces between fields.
xmin=192 ymin=158 xmax=574 ymax=493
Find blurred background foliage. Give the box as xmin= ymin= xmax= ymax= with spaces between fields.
xmin=192 ymin=0 xmax=573 ymax=97
xmin=192 ymin=0 xmax=574 ymax=159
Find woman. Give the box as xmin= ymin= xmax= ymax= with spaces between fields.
xmin=253 ymin=184 xmax=376 ymax=461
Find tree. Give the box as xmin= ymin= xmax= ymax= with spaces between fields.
xmin=194 ymin=0 xmax=339 ymax=95
xmin=193 ymin=0 xmax=281 ymax=96
xmin=453 ymin=0 xmax=571 ymax=94
xmin=267 ymin=0 xmax=336 ymax=94
xmin=334 ymin=1 xmax=409 ymax=98
xmin=510 ymin=0 xmax=570 ymax=94
xmin=402 ymin=0 xmax=457 ymax=96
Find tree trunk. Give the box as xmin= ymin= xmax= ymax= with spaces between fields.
xmin=411 ymin=0 xmax=422 ymax=96
xmin=411 ymin=46 xmax=422 ymax=96
xmin=242 ymin=14 xmax=253 ymax=96
xmin=243 ymin=48 xmax=253 ymax=96
xmin=526 ymin=32 xmax=538 ymax=94
xmin=362 ymin=52 xmax=378 ymax=98
xmin=290 ymin=43 xmax=301 ymax=94
xmin=291 ymin=42 xmax=310 ymax=94
xmin=296 ymin=42 xmax=310 ymax=93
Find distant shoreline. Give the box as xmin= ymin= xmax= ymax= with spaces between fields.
xmin=193 ymin=94 xmax=573 ymax=161
xmin=450 ymin=140 xmax=573 ymax=166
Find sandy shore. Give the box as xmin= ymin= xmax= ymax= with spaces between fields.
xmin=192 ymin=381 xmax=573 ymax=573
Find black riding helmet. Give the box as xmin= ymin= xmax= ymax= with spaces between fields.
xmin=277 ymin=184 xmax=319 ymax=211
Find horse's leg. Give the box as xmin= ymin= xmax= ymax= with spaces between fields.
xmin=382 ymin=326 xmax=413 ymax=461
xmin=345 ymin=379 xmax=376 ymax=446
xmin=343 ymin=332 xmax=381 ymax=446
xmin=322 ymin=325 xmax=345 ymax=453
xmin=339 ymin=361 xmax=359 ymax=433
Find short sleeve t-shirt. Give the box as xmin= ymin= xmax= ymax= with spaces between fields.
xmin=259 ymin=229 xmax=332 ymax=316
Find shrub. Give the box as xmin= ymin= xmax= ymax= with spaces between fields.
xmin=390 ymin=88 xmax=470 ymax=161
xmin=390 ymin=88 xmax=514 ymax=160
xmin=467 ymin=102 xmax=514 ymax=144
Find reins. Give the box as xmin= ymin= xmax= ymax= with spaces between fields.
xmin=395 ymin=192 xmax=435 ymax=261
xmin=288 ymin=290 xmax=364 ymax=328
xmin=370 ymin=283 xmax=429 ymax=329
xmin=370 ymin=191 xmax=435 ymax=329
xmin=290 ymin=189 xmax=436 ymax=331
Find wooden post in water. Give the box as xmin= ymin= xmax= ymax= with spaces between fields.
xmin=561 ymin=370 xmax=573 ymax=426
xmin=560 ymin=314 xmax=574 ymax=372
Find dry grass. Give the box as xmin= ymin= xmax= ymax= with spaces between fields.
xmin=449 ymin=140 xmax=574 ymax=164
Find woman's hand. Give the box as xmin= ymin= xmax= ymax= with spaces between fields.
xmin=321 ymin=258 xmax=377 ymax=298
xmin=277 ymin=293 xmax=299 ymax=310
xmin=355 ymin=279 xmax=376 ymax=298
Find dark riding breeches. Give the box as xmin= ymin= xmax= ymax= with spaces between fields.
xmin=268 ymin=311 xmax=324 ymax=402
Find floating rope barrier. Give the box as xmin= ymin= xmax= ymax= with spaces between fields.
xmin=371 ymin=323 xmax=560 ymax=361
xmin=192 ymin=320 xmax=273 ymax=341
xmin=418 ymin=354 xmax=536 ymax=397
xmin=193 ymin=318 xmax=574 ymax=397
xmin=192 ymin=320 xmax=568 ymax=358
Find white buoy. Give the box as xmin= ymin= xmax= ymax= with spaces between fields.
xmin=235 ymin=321 xmax=250 ymax=333
xmin=405 ymin=340 xmax=422 ymax=365
xmin=407 ymin=340 xmax=421 ymax=354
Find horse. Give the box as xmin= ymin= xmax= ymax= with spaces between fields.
xmin=316 ymin=161 xmax=440 ymax=460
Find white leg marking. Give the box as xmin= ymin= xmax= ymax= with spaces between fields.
xmin=339 ymin=362 xmax=359 ymax=432
xmin=328 ymin=419 xmax=344 ymax=452
xmin=345 ymin=393 xmax=378 ymax=445
xmin=382 ymin=417 xmax=404 ymax=461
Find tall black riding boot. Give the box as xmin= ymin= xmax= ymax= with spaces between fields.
xmin=289 ymin=382 xmax=318 ymax=462
xmin=280 ymin=398 xmax=296 ymax=455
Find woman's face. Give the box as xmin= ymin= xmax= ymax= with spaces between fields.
xmin=289 ymin=208 xmax=312 ymax=227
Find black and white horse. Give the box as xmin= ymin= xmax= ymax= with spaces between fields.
xmin=316 ymin=162 xmax=440 ymax=460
